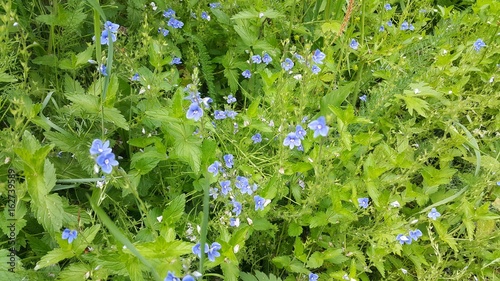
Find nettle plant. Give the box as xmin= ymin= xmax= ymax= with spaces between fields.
xmin=0 ymin=0 xmax=499 ymax=280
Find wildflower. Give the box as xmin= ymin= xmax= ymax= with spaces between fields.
xmin=165 ymin=271 xmax=178 ymax=281
xmin=358 ymin=197 xmax=369 ymax=209
xmin=230 ymin=217 xmax=240 ymax=227
xmin=62 ymin=228 xmax=78 ymax=243
xmin=311 ymin=65 xmax=321 ymax=74
xmin=497 ymin=181 xmax=500 ymax=186
xmin=150 ymin=2 xmax=157 ymax=11
xmin=207 ymin=242 xmax=221 ymax=261
xmin=308 ymin=116 xmax=329 ymax=138
xmin=235 ymin=176 xmax=249 ymax=191
xmin=88 ymin=59 xmax=97 ymax=64
xmin=225 ymin=110 xmax=238 ymax=119
xmin=96 ymin=152 xmax=119 ymax=174
xmin=349 ymin=39 xmax=359 ymax=50
xmin=401 ymin=268 xmax=408 ymax=274
xmin=208 ymin=161 xmax=222 ymax=176
xmin=100 ymin=30 xmax=117 ymax=45
xmin=262 ymin=53 xmax=272 ymax=64
xmin=131 ymin=73 xmax=140 ymax=81
xmin=220 ymin=180 xmax=232 ymax=195
xmin=254 ymin=195 xmax=266 ymax=211
xmin=396 ymin=234 xmax=411 ymax=245
xmin=387 ymin=20 xmax=393 ymax=27
xmin=90 ymin=139 xmax=112 ymax=155
xmin=186 ymin=102 xmax=203 ymax=121
xmin=168 ymin=18 xmax=184 ymax=29
xmin=242 ymin=69 xmax=252 ymax=78
xmin=227 ymin=94 xmax=237 ymax=104
xmin=163 ymin=9 xmax=176 ymax=18
xmin=283 ymin=132 xmax=301 ymax=149
xmin=309 ymin=273 xmax=319 ymax=281
xmin=301 ymin=116 xmax=309 ymax=123
xmin=400 ymin=21 xmax=409 ymax=30
xmin=223 ymin=154 xmax=234 ymax=168
xmin=281 ymin=58 xmax=294 ymax=71
xmin=295 ymin=125 xmax=307 ymax=140
xmin=409 ymin=24 xmax=415 ymax=31
xmin=251 ymin=55 xmax=262 ymax=64
xmin=171 ymin=57 xmax=182 ymax=65
xmin=209 ymin=2 xmax=222 ymax=8
xmin=251 ymin=133 xmax=262 ymax=143
xmin=158 ymin=27 xmax=169 ymax=36
xmin=312 ymin=49 xmax=326 ymax=64
xmin=379 ymin=25 xmax=385 ymax=32
xmin=104 ymin=21 xmax=119 ymax=33
xmin=192 ymin=243 xmax=209 ymax=258
xmin=214 ymin=110 xmax=227 ymax=120
xmin=428 ymin=208 xmax=441 ymax=220
xmin=182 ymin=275 xmax=195 ymax=281
xmin=99 ymin=64 xmax=108 ymax=76
xmin=390 ymin=201 xmax=401 ymax=208
xmin=384 ymin=3 xmax=392 ymax=11
xmin=473 ymin=39 xmax=486 ymax=52
xmin=231 ymin=199 xmax=242 ymax=216
xmin=209 ymin=187 xmax=219 ymax=199
xmin=409 ymin=229 xmax=422 ymax=242
xmin=294 ymin=53 xmax=305 ymax=63
xmin=359 ymin=94 xmax=367 ymax=102
xmin=201 ymin=11 xmax=210 ymax=21
xmin=200 ymin=97 xmax=212 ymax=109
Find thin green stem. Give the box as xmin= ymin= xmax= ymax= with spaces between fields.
xmin=199 ymin=178 xmax=210 ymax=277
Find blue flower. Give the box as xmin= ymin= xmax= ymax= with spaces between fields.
xmin=308 ymin=116 xmax=329 ymax=138
xmin=409 ymin=24 xmax=415 ymax=31
xmin=358 ymin=197 xmax=369 ymax=209
xmin=163 ymin=9 xmax=176 ymax=18
xmin=283 ymin=132 xmax=301 ymax=149
xmin=104 ymin=21 xmax=120 ymax=33
xmin=168 ymin=18 xmax=184 ymax=29
xmin=359 ymin=95 xmax=367 ymax=101
xmin=131 ymin=73 xmax=140 ymax=81
xmin=209 ymin=2 xmax=222 ymax=8
xmin=230 ymin=217 xmax=240 ymax=227
xmin=171 ymin=57 xmax=182 ymax=65
xmin=251 ymin=133 xmax=262 ymax=144
xmin=100 ymin=29 xmax=117 ymax=45
xmin=396 ymin=234 xmax=411 ymax=245
xmin=242 ymin=69 xmax=252 ymax=78
xmin=225 ymin=110 xmax=238 ymax=119
xmin=223 ymin=154 xmax=234 ymax=168
xmin=379 ymin=25 xmax=385 ymax=32
xmin=428 ymin=208 xmax=441 ymax=220
xmin=312 ymin=49 xmax=326 ymax=64
xmin=227 ymin=95 xmax=237 ymax=104
xmin=186 ymin=102 xmax=203 ymax=121
xmin=309 ymin=273 xmax=319 ymax=281
xmin=311 ymin=65 xmax=321 ymax=74
xmin=473 ymin=39 xmax=486 ymax=52
xmin=497 ymin=181 xmax=500 ymax=186
xmin=164 ymin=271 xmax=178 ymax=281
xmin=409 ymin=229 xmax=422 ymax=242
xmin=251 ymin=55 xmax=262 ymax=64
xmin=214 ymin=110 xmax=227 ymax=120
xmin=158 ymin=27 xmax=169 ymax=36
xmin=182 ymin=275 xmax=195 ymax=281
xmin=208 ymin=161 xmax=222 ymax=176
xmin=209 ymin=187 xmax=219 ymax=199
xmin=201 ymin=11 xmax=210 ymax=21
xmin=295 ymin=125 xmax=307 ymax=140
xmin=90 ymin=139 xmax=112 ymax=155
xmin=384 ymin=3 xmax=392 ymax=11
xmin=99 ymin=64 xmax=108 ymax=76
xmin=192 ymin=242 xmax=209 ymax=258
xmin=96 ymin=152 xmax=119 ymax=174
xmin=387 ymin=20 xmax=393 ymax=27
xmin=262 ymin=53 xmax=272 ymax=64
xmin=400 ymin=21 xmax=409 ymax=30
xmin=349 ymin=39 xmax=359 ymax=50
xmin=231 ymin=199 xmax=242 ymax=216
xmin=207 ymin=242 xmax=221 ymax=261
xmin=294 ymin=53 xmax=305 ymax=63
xmin=281 ymin=58 xmax=294 ymax=71
xmin=235 ymin=176 xmax=249 ymax=191
xmin=254 ymin=195 xmax=266 ymax=211
xmin=62 ymin=228 xmax=78 ymax=243
xmin=220 ymin=180 xmax=232 ymax=195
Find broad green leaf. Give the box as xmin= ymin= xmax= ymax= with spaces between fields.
xmin=162 ymin=194 xmax=186 ymax=227
xmin=253 ymin=217 xmax=275 ymax=231
xmin=288 ymin=222 xmax=302 ymax=237
xmin=131 ymin=149 xmax=166 ymax=175
xmin=307 ymin=251 xmax=324 ymax=268
xmin=220 ymin=261 xmax=239 ymax=281
xmin=0 ymin=72 xmax=17 ymax=83
xmin=58 ymin=263 xmax=91 ymax=281
xmin=32 ymin=54 xmax=58 ymax=67
xmin=103 ymin=107 xmax=130 ymax=130
xmin=394 ymin=94 xmax=429 ymax=117
xmin=233 ymin=23 xmax=258 ymax=47
xmin=34 ymin=248 xmax=74 ymax=270
xmin=167 ymin=122 xmax=202 ymax=173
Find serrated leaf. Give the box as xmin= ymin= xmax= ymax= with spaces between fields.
xmin=103 ymin=107 xmax=130 ymax=130
xmin=224 ymin=68 xmax=239 ymax=92
xmin=231 ymin=10 xmax=259 ymax=19
xmin=34 ymin=194 xmax=64 ymax=233
xmin=395 ymin=94 xmax=429 ymax=117
xmin=288 ymin=222 xmax=302 ymax=237
xmin=32 ymin=54 xmax=58 ymax=67
xmin=58 ymin=263 xmax=91 ymax=281
xmin=43 ymin=159 xmax=56 ymax=193
xmin=306 ymin=251 xmax=324 ymax=268
xmin=167 ymin=122 xmax=202 ymax=173
xmin=131 ymin=150 xmax=166 ymax=175
xmin=76 ymin=45 xmax=94 ymax=67
xmin=220 ymin=261 xmax=239 ymax=281
xmin=253 ymin=217 xmax=274 ymax=231
xmin=162 ymin=194 xmax=185 ymax=227
xmin=34 ymin=247 xmax=74 ymax=270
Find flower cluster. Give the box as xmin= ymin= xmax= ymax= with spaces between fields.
xmin=62 ymin=228 xmax=78 ymax=243
xmin=283 ymin=116 xmax=329 ymax=150
xmin=161 ymin=8 xmax=184 ymax=30
xmin=192 ymin=242 xmax=221 ymax=262
xmin=281 ymin=49 xmax=325 ymax=74
xmin=400 ymin=20 xmax=415 ymax=31
xmin=185 ymin=85 xmax=212 ymax=122
xmin=90 ymin=139 xmax=119 ymax=174
xmin=211 ymin=95 xmax=238 ymax=120
xmin=396 ymin=229 xmax=422 ymax=245
xmin=99 ymin=21 xmax=119 ymax=45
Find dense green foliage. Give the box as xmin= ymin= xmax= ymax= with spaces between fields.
xmin=0 ymin=0 xmax=499 ymax=280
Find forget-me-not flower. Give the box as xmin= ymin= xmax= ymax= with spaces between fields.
xmin=384 ymin=3 xmax=392 ymax=11
xmin=182 ymin=275 xmax=195 ymax=281
xmin=100 ymin=30 xmax=117 ymax=45
xmin=295 ymin=125 xmax=307 ymax=140
xmin=428 ymin=208 xmax=441 ymax=220
xmin=262 ymin=53 xmax=272 ymax=64
xmin=207 ymin=242 xmax=221 ymax=261
xmin=473 ymin=39 xmax=486 ymax=52
xmin=294 ymin=53 xmax=305 ymax=63
xmin=308 ymin=116 xmax=329 ymax=138
xmin=99 ymin=64 xmax=108 ymax=76
xmin=168 ymin=18 xmax=184 ymax=29
xmin=242 ymin=69 xmax=251 ymax=78
xmin=171 ymin=57 xmax=182 ymax=65
xmin=400 ymin=21 xmax=409 ymax=30
xmin=131 ymin=73 xmax=140 ymax=81
xmin=158 ymin=27 xmax=169 ymax=36
xmin=379 ymin=25 xmax=385 ymax=32
xmin=231 ymin=199 xmax=242 ymax=216
xmin=209 ymin=2 xmax=222 ymax=8
xmin=223 ymin=154 xmax=234 ymax=168
xmin=309 ymin=273 xmax=319 ymax=281
xmin=192 ymin=242 xmax=209 ymax=258
xmin=281 ymin=58 xmax=294 ymax=71
xmin=251 ymin=133 xmax=262 ymax=143
xmin=409 ymin=229 xmax=423 ymax=242
xmin=96 ymin=152 xmax=119 ymax=174
xmin=387 ymin=20 xmax=393 ymax=27
xmin=104 ymin=21 xmax=119 ymax=33
xmin=214 ymin=110 xmax=227 ymax=120
xmin=220 ymin=180 xmax=232 ymax=195
xmin=230 ymin=217 xmax=240 ymax=227
xmin=235 ymin=176 xmax=249 ymax=191
xmin=312 ymin=49 xmax=326 ymax=64
xmin=164 ymin=271 xmax=177 ymax=281
xmin=90 ymin=139 xmax=112 ymax=155
xmin=251 ymin=55 xmax=262 ymax=64
xmin=209 ymin=187 xmax=219 ymax=199
xmin=396 ymin=234 xmax=411 ymax=245
xmin=254 ymin=195 xmax=266 ymax=211
xmin=358 ymin=197 xmax=369 ymax=209
xmin=359 ymin=95 xmax=367 ymax=102
xmin=208 ymin=161 xmax=222 ymax=176
xmin=186 ymin=102 xmax=203 ymax=121
xmin=349 ymin=39 xmax=359 ymax=50
xmin=283 ymin=132 xmax=301 ymax=149
xmin=225 ymin=110 xmax=238 ymax=119
xmin=163 ymin=9 xmax=176 ymax=18
xmin=226 ymin=95 xmax=236 ymax=104
xmin=311 ymin=65 xmax=321 ymax=74
xmin=62 ymin=228 xmax=78 ymax=243
xmin=201 ymin=11 xmax=210 ymax=21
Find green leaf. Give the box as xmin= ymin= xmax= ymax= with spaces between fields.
xmin=394 ymin=94 xmax=429 ymax=118
xmin=33 ymin=194 xmax=64 ymax=233
xmin=167 ymin=122 xmax=202 ymax=173
xmin=224 ymin=68 xmax=239 ymax=92
xmin=131 ymin=150 xmax=166 ymax=175
xmin=233 ymin=23 xmax=258 ymax=47
xmin=103 ymin=107 xmax=130 ymax=130
xmin=32 ymin=54 xmax=58 ymax=67
xmin=162 ymin=194 xmax=186 ymax=227
xmin=321 ymin=82 xmax=356 ymax=113
xmin=34 ymin=248 xmax=74 ymax=270
xmin=76 ymin=45 xmax=94 ymax=67
xmin=288 ymin=222 xmax=302 ymax=237
xmin=220 ymin=261 xmax=239 ymax=281
xmin=253 ymin=217 xmax=275 ymax=231
xmin=58 ymin=263 xmax=91 ymax=281
xmin=0 ymin=72 xmax=17 ymax=83
xmin=307 ymin=251 xmax=324 ymax=268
